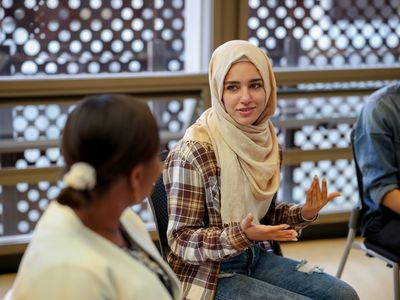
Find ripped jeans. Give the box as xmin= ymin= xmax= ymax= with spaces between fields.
xmin=215 ymin=245 xmax=359 ymax=300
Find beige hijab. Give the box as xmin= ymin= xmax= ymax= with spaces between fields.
xmin=183 ymin=40 xmax=280 ymax=226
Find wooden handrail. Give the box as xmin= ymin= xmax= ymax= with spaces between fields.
xmin=0 ymin=147 xmax=353 ymax=186
xmin=1 ymin=67 xmax=399 ymax=100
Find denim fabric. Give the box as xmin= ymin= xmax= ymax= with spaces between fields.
xmin=215 ymin=245 xmax=359 ymax=300
xmin=354 ymin=83 xmax=400 ymax=235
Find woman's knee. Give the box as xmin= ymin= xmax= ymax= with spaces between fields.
xmin=328 ymin=279 xmax=359 ymax=300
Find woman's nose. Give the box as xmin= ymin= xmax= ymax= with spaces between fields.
xmin=240 ymin=88 xmax=251 ymax=103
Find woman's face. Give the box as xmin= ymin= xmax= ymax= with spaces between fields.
xmin=133 ymin=154 xmax=161 ymax=204
xmin=222 ymin=61 xmax=266 ymax=126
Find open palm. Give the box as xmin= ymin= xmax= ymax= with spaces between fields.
xmin=301 ymin=176 xmax=341 ymax=220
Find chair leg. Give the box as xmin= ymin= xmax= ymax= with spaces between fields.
xmin=336 ymin=229 xmax=356 ymax=278
xmin=394 ymin=263 xmax=399 ymax=300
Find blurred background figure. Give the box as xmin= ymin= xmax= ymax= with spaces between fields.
xmin=354 ymin=83 xmax=400 ymax=255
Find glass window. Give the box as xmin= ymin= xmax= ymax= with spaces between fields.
xmin=246 ymin=0 xmax=400 ymax=211
xmin=247 ymin=0 xmax=400 ymax=68
xmin=0 ymin=0 xmax=210 ymax=76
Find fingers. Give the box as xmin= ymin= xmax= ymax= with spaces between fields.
xmin=322 ymin=178 xmax=327 ymax=199
xmin=316 ymin=176 xmax=324 ymax=207
xmin=274 ymin=228 xmax=298 ymax=241
xmin=313 ymin=176 xmax=341 ymax=206
xmin=304 ymin=176 xmax=338 ymax=218
xmin=246 ymin=213 xmax=254 ymax=223
xmin=309 ymin=175 xmax=320 ymax=209
xmin=320 ymin=177 xmax=341 ymax=203
xmin=327 ymin=191 xmax=341 ymax=201
xmin=275 ymin=224 xmax=290 ymax=230
xmin=240 ymin=213 xmax=254 ymax=230
xmin=306 ymin=176 xmax=320 ymax=206
xmin=271 ymin=224 xmax=297 ymax=241
xmin=243 ymin=223 xmax=298 ymax=242
xmin=306 ymin=180 xmax=314 ymax=207
xmin=313 ymin=176 xmax=319 ymax=208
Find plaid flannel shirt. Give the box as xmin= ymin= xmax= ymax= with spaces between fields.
xmin=163 ymin=140 xmax=314 ymax=300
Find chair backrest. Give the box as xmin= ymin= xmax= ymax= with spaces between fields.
xmin=148 ymin=150 xmax=171 ymax=260
xmin=349 ymin=129 xmax=369 ymax=230
xmin=148 ymin=150 xmax=209 ymax=260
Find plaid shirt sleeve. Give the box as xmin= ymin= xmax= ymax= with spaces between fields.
xmin=163 ymin=141 xmax=253 ymax=265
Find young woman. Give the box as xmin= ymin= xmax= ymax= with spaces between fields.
xmin=11 ymin=94 xmax=182 ymax=299
xmin=163 ymin=40 xmax=359 ymax=299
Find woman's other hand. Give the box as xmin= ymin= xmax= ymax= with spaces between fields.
xmin=301 ymin=175 xmax=341 ymax=220
xmin=240 ymin=213 xmax=298 ymax=241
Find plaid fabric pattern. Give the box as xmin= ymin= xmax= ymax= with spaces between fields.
xmin=163 ymin=140 xmax=314 ymax=300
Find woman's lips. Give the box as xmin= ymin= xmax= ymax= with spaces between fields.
xmin=237 ymin=107 xmax=255 ymax=116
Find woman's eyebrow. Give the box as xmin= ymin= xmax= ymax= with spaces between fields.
xmin=224 ymin=78 xmax=263 ymax=85
xmin=224 ymin=80 xmax=240 ymax=85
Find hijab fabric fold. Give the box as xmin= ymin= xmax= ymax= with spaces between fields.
xmin=183 ymin=40 xmax=280 ymax=226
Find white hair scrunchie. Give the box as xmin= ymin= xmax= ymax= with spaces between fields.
xmin=63 ymin=162 xmax=96 ymax=191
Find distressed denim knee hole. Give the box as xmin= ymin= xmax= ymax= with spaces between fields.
xmin=295 ymin=259 xmax=324 ymax=274
xmin=218 ymin=272 xmax=236 ymax=279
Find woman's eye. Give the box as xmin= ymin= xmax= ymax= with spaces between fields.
xmin=251 ymin=83 xmax=261 ymax=89
xmin=226 ymin=85 xmax=238 ymax=91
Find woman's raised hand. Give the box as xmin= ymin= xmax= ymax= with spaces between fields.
xmin=301 ymin=175 xmax=341 ymax=220
xmin=240 ymin=213 xmax=298 ymax=242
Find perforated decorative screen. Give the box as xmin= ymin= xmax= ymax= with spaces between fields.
xmin=1 ymin=0 xmax=399 ymax=237
xmin=273 ymin=92 xmax=367 ymax=209
xmin=0 ymin=97 xmax=201 ymax=236
xmin=247 ymin=0 xmax=400 ymax=67
xmin=0 ymin=0 xmax=185 ymax=75
xmin=247 ymin=0 xmax=400 ymax=210
xmin=0 ymin=0 xmax=188 ymax=236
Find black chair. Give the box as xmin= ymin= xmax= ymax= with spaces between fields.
xmin=336 ymin=129 xmax=400 ymax=300
xmin=148 ymin=150 xmax=171 ymax=260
